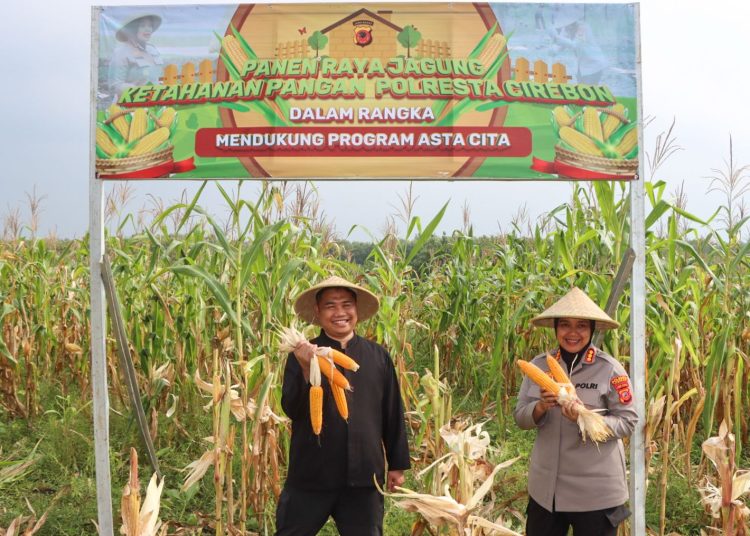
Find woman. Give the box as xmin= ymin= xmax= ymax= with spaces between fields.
xmin=514 ymin=287 xmax=637 ymax=535
xmin=108 ymin=13 xmax=163 ymax=102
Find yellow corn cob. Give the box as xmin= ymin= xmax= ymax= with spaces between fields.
xmin=309 ymin=353 xmax=323 ymax=434
xmin=615 ymin=128 xmax=638 ymax=156
xmin=309 ymin=385 xmax=323 ymax=434
xmin=519 ymin=360 xmax=612 ymax=443
xmin=129 ymin=127 xmax=169 ymax=156
xmin=476 ymin=33 xmax=506 ymax=70
xmin=601 ymin=104 xmax=626 ymax=140
xmin=559 ymin=127 xmax=603 ymax=156
xmin=553 ymin=106 xmax=573 ymax=128
xmin=128 ymin=108 xmax=148 ymax=142
xmin=316 ymin=356 xmax=352 ymax=391
xmin=583 ymin=107 xmax=604 ymax=142
xmin=318 ymin=348 xmax=360 ymax=371
xmin=546 ymin=353 xmax=571 ymax=384
xmin=517 ymin=360 xmax=561 ymax=395
xmin=96 ymin=127 xmax=118 ymax=156
xmin=222 ymin=35 xmax=249 ymax=73
xmin=107 ymin=104 xmax=130 ymax=138
xmin=331 ymin=384 xmax=349 ymax=421
xmin=156 ymin=107 xmax=176 ymax=128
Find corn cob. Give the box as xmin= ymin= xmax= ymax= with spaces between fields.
xmin=128 ymin=108 xmax=148 ymax=142
xmin=107 ymin=104 xmax=130 ymax=138
xmin=331 ymin=384 xmax=349 ymax=421
xmin=553 ymin=106 xmax=573 ymax=128
xmin=96 ymin=127 xmax=119 ymax=157
xmin=546 ymin=353 xmax=573 ymax=386
xmin=155 ymin=107 xmax=176 ymax=129
xmin=615 ymin=128 xmax=638 ymax=156
xmin=517 ymin=360 xmax=562 ymax=395
xmin=317 ymin=347 xmax=360 ymax=371
xmin=476 ymin=34 xmax=506 ymax=71
xmin=559 ymin=127 xmax=603 ymax=156
xmin=309 ymin=351 xmax=323 ymax=435
xmin=222 ymin=35 xmax=249 ymax=73
xmin=309 ymin=385 xmax=323 ymax=434
xmin=517 ymin=359 xmax=612 ymax=443
xmin=129 ymin=127 xmax=170 ymax=156
xmin=583 ymin=107 xmax=604 ymax=142
xmin=601 ymin=104 xmax=626 ymax=140
xmin=316 ymin=356 xmax=352 ymax=391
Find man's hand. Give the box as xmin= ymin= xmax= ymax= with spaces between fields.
xmin=386 ymin=470 xmax=405 ymax=492
xmin=293 ymin=341 xmax=318 ymax=382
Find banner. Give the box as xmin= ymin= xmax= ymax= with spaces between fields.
xmin=94 ymin=3 xmax=639 ymax=180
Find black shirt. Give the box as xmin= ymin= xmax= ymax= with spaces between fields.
xmin=281 ymin=331 xmax=411 ymax=490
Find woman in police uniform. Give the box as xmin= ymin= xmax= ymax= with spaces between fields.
xmin=108 ymin=13 xmax=163 ymax=102
xmin=514 ymin=287 xmax=638 ymax=536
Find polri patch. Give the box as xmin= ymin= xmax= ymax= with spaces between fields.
xmin=611 ymin=375 xmax=632 ymax=404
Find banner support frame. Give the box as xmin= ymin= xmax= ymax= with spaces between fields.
xmin=630 ymin=3 xmax=646 ymax=535
xmin=90 ymin=6 xmax=115 ymax=536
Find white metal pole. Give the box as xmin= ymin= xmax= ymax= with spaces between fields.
xmin=630 ymin=3 xmax=646 ymax=535
xmin=90 ymin=6 xmax=114 ymax=535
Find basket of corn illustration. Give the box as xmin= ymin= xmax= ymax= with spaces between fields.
xmin=96 ymin=105 xmax=177 ymax=176
xmin=552 ymin=104 xmax=638 ymax=177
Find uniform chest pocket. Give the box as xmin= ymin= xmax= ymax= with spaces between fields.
xmin=574 ymin=381 xmax=605 ymax=409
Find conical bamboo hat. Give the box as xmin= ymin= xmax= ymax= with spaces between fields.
xmin=294 ymin=276 xmax=379 ymax=324
xmin=531 ymin=287 xmax=619 ymax=330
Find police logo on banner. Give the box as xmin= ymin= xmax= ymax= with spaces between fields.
xmin=353 ymin=20 xmax=373 ymax=46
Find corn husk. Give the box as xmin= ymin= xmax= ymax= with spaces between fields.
xmin=278 ymin=326 xmax=307 ymax=353
xmin=120 ymin=448 xmax=164 ymax=536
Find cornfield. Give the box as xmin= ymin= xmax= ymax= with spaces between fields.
xmin=1 ymin=138 xmax=749 ymax=534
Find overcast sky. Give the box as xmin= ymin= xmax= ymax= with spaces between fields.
xmin=1 ymin=0 xmax=748 ymax=241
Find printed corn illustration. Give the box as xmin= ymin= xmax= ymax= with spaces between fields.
xmin=552 ymin=104 xmax=638 ymax=164
xmin=96 ymin=106 xmax=177 ymax=161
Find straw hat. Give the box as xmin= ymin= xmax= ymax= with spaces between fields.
xmin=294 ymin=276 xmax=380 ymax=324
xmin=116 ymin=13 xmax=162 ymax=42
xmin=531 ymin=287 xmax=619 ymax=330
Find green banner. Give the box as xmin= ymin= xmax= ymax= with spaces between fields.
xmin=95 ymin=3 xmax=639 ymax=180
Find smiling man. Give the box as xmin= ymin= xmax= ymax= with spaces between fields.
xmin=275 ymin=276 xmax=410 ymax=536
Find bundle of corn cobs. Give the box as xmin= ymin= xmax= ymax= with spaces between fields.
xmin=96 ymin=104 xmax=176 ymax=160
xmin=517 ymin=353 xmax=613 ymax=443
xmin=552 ymin=104 xmax=637 ymax=161
xmin=279 ymin=327 xmax=359 ymax=435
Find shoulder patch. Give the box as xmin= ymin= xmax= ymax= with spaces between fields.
xmin=611 ymin=375 xmax=632 ymax=404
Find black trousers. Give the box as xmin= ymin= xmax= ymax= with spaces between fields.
xmin=526 ymin=496 xmax=629 ymax=536
xmin=274 ymin=485 xmax=384 ymax=536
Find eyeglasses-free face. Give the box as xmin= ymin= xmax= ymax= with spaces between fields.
xmin=555 ymin=317 xmax=592 ymax=354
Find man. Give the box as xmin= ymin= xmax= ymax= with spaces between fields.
xmin=276 ymin=276 xmax=410 ymax=536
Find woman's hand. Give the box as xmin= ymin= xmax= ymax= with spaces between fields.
xmin=560 ymin=399 xmax=581 ymax=422
xmin=532 ymin=388 xmax=558 ymax=423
